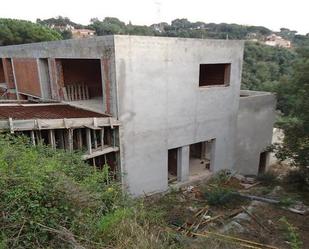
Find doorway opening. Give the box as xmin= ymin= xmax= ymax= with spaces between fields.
xmin=168 ymin=148 xmax=178 ymax=184
xmin=258 ymin=151 xmax=268 ymax=174
xmin=189 ymin=139 xmax=215 ymax=179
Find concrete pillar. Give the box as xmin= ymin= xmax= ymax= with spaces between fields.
xmin=177 ymin=145 xmax=190 ymax=182
xmin=209 ymin=139 xmax=216 ymax=172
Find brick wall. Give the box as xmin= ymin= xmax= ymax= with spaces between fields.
xmin=61 ymin=59 xmax=102 ymax=98
xmin=13 ymin=58 xmax=41 ymax=97
xmin=0 ymin=59 xmax=5 ymax=83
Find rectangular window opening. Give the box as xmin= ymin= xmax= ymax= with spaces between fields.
xmin=199 ymin=63 xmax=231 ymax=87
xmin=57 ymin=59 xmax=103 ymax=101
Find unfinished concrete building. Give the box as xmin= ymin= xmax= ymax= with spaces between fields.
xmin=0 ymin=36 xmax=276 ymax=195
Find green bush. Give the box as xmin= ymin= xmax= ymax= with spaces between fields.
xmin=256 ymin=171 xmax=278 ymax=185
xmin=0 ymin=134 xmax=123 ymax=248
xmin=284 ymin=169 xmax=309 ymax=190
xmin=203 ymin=187 xmax=236 ymax=206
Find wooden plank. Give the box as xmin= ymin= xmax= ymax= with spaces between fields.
xmin=82 ymin=146 xmax=119 ymax=160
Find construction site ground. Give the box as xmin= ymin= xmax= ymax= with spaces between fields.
xmin=145 ymin=167 xmax=309 ymax=249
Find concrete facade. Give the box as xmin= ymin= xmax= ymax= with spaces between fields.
xmin=0 ymin=36 xmax=276 ymax=196
xmin=114 ymin=36 xmax=244 ymax=194
xmin=236 ymin=90 xmax=276 ymax=175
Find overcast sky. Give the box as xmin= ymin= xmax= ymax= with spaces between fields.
xmin=1 ymin=0 xmax=308 ymax=34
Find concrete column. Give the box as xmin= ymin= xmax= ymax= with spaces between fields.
xmin=177 ymin=145 xmax=190 ymax=182
xmin=209 ymin=139 xmax=216 ymax=172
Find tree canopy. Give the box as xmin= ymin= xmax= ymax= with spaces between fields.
xmin=0 ymin=19 xmax=61 ymax=46
xmin=274 ymin=47 xmax=309 ymax=185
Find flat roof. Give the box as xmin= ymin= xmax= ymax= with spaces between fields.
xmin=0 ymin=104 xmax=107 ymax=120
xmin=0 ymin=35 xmax=244 ymax=59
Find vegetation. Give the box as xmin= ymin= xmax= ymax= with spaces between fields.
xmin=256 ymin=171 xmax=278 ymax=185
xmin=0 ymin=134 xmax=176 ymax=249
xmin=203 ymin=187 xmax=235 ymax=206
xmin=0 ymin=19 xmax=61 ymax=46
xmin=272 ymin=47 xmax=309 ymax=186
xmin=242 ymin=41 xmax=297 ymax=92
xmin=279 ymin=217 xmax=303 ymax=249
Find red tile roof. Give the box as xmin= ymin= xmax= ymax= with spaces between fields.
xmin=0 ymin=104 xmax=107 ymax=120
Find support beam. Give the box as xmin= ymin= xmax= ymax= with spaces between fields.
xmin=68 ymin=129 xmax=73 ymax=152
xmin=100 ymin=128 xmax=104 ymax=150
xmin=36 ymin=131 xmax=42 ymax=144
xmin=30 ymin=130 xmax=36 ymax=146
xmin=86 ymin=128 xmax=92 ymax=154
xmin=48 ymin=129 xmax=56 ymax=149
xmin=76 ymin=129 xmax=83 ymax=149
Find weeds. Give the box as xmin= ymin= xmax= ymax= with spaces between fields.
xmin=279 ymin=217 xmax=303 ymax=249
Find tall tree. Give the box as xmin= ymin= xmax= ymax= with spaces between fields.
xmin=0 ymin=19 xmax=61 ymax=46
xmin=276 ymin=47 xmax=309 ymax=185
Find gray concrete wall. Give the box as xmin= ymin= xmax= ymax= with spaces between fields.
xmin=0 ymin=36 xmax=114 ymax=59
xmin=235 ymin=90 xmax=276 ymax=175
xmin=114 ymin=36 xmax=244 ymax=195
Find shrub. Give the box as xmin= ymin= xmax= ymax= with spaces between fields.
xmin=256 ymin=171 xmax=278 ymax=185
xmin=0 ymin=134 xmax=124 ymax=248
xmin=203 ymin=187 xmax=236 ymax=206
xmin=284 ymin=169 xmax=309 ymax=190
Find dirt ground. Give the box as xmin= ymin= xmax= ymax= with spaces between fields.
xmin=146 ymin=170 xmax=309 ymax=249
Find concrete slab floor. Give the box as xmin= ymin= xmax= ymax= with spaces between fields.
xmin=189 ymin=158 xmax=211 ymax=182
